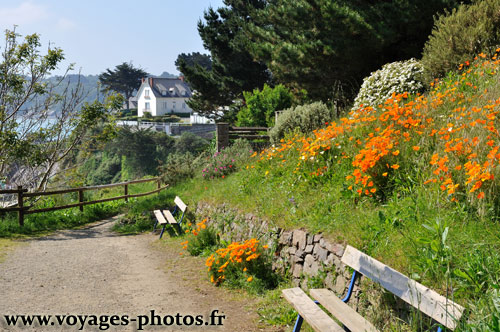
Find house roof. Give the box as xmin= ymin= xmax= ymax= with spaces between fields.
xmin=142 ymin=77 xmax=192 ymax=98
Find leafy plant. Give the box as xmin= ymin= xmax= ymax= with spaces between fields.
xmin=159 ymin=153 xmax=197 ymax=186
xmin=201 ymin=139 xmax=253 ymax=180
xmin=422 ymin=0 xmax=500 ymax=81
xmin=205 ymin=239 xmax=279 ymax=294
xmin=182 ymin=219 xmax=219 ymax=256
xmin=236 ymin=84 xmax=294 ymax=127
xmin=414 ymin=219 xmax=452 ymax=280
xmin=269 ymin=102 xmax=335 ymax=143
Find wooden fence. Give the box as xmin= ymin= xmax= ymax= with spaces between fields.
xmin=216 ymin=123 xmax=269 ymax=152
xmin=0 ymin=178 xmax=167 ymax=226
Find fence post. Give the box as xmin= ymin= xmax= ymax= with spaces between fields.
xmin=78 ymin=189 xmax=84 ymax=212
xmin=216 ymin=123 xmax=229 ymax=152
xmin=17 ymin=186 xmax=24 ymax=226
xmin=124 ymin=183 xmax=129 ymax=202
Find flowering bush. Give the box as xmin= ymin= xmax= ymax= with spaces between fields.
xmin=352 ymin=58 xmax=425 ymax=110
xmin=253 ymin=49 xmax=500 ymax=214
xmin=181 ymin=218 xmax=218 ymax=256
xmin=201 ymin=139 xmax=253 ymax=180
xmin=205 ymin=239 xmax=278 ymax=293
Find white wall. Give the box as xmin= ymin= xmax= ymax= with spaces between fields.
xmin=155 ymin=97 xmax=192 ymax=116
xmin=137 ymin=84 xmax=157 ymax=116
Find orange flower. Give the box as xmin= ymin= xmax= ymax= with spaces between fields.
xmin=247 ymin=276 xmax=253 ymax=282
xmin=477 ymin=192 xmax=485 ymax=199
xmin=412 ymin=146 xmax=420 ymax=151
xmin=391 ymin=164 xmax=400 ymax=169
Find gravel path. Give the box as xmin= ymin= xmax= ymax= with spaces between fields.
xmin=0 ymin=217 xmax=278 ymax=332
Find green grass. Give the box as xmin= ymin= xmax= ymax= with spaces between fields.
xmin=163 ymin=55 xmax=500 ymax=331
xmin=0 ymin=180 xmax=171 ymax=238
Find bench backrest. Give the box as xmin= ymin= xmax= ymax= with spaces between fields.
xmin=341 ymin=245 xmax=464 ymax=330
xmin=174 ymin=196 xmax=187 ymax=212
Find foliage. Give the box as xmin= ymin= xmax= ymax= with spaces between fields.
xmin=159 ymin=153 xmax=197 ymax=186
xmin=174 ymin=132 xmax=209 ymax=155
xmin=236 ymin=84 xmax=294 ymax=127
xmin=352 ymin=59 xmax=425 ymax=110
xmin=178 ymin=0 xmax=270 ymax=119
xmin=181 ymin=219 xmax=219 ymax=256
xmin=245 ymin=0 xmax=468 ymax=102
xmin=105 ymin=127 xmax=174 ymax=179
xmin=201 ymin=139 xmax=253 ymax=180
xmin=269 ymin=102 xmax=335 ymax=143
xmin=0 ymin=28 xmax=119 ymax=191
xmin=422 ymin=0 xmax=500 ymax=82
xmin=175 ymin=52 xmax=212 ymax=73
xmin=205 ymin=238 xmax=278 ymax=293
xmin=112 ymin=189 xmax=175 ymax=235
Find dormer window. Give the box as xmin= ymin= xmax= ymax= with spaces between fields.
xmin=161 ymin=90 xmax=167 ymax=96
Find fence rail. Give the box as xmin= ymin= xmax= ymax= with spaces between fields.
xmin=216 ymin=123 xmax=270 ymax=152
xmin=0 ymin=178 xmax=167 ymax=226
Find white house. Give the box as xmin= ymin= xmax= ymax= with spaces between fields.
xmin=136 ymin=77 xmax=193 ymax=117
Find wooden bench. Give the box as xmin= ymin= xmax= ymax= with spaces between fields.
xmin=153 ymin=196 xmax=187 ymax=239
xmin=283 ymin=245 xmax=464 ymax=332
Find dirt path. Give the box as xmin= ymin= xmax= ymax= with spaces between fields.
xmin=0 ymin=217 xmax=281 ymax=332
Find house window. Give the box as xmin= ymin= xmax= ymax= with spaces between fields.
xmin=173 ymin=101 xmax=176 ymax=110
xmin=145 ymin=89 xmax=149 ymax=97
xmin=145 ymin=102 xmax=150 ymax=110
xmin=182 ymin=102 xmax=186 ymax=109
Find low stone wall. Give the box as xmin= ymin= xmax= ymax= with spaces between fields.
xmin=195 ymin=202 xmax=361 ymax=303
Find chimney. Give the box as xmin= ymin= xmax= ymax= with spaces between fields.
xmin=179 ymin=75 xmax=184 ymax=82
xmin=141 ymin=77 xmax=145 ymax=83
xmin=149 ymin=77 xmax=153 ymax=87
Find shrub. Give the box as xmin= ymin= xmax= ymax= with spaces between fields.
xmin=421 ymin=0 xmax=500 ymax=82
xmin=269 ymin=102 xmax=334 ymax=143
xmin=351 ymin=59 xmax=425 ymax=111
xmin=174 ymin=132 xmax=209 ymax=155
xmin=159 ymin=153 xmax=197 ymax=186
xmin=201 ymin=139 xmax=253 ymax=180
xmin=236 ymin=84 xmax=294 ymax=127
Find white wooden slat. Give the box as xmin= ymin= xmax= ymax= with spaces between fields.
xmin=153 ymin=210 xmax=167 ymax=225
xmin=341 ymin=245 xmax=464 ymax=330
xmin=310 ymin=289 xmax=378 ymax=332
xmin=163 ymin=210 xmax=178 ymax=224
xmin=174 ymin=196 xmax=187 ymax=212
xmin=282 ymin=288 xmax=344 ymax=332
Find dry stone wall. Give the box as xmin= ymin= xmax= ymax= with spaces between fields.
xmin=195 ymin=202 xmax=361 ymax=303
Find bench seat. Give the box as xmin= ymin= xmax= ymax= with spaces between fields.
xmin=282 ymin=288 xmax=344 ymax=332
xmin=310 ymin=289 xmax=377 ymax=332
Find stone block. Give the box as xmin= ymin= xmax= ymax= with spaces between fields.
xmin=313 ymin=234 xmax=323 ymax=243
xmin=335 ymin=275 xmax=347 ymax=295
xmin=292 ymin=264 xmax=303 ymax=278
xmin=304 ymin=244 xmax=314 ymax=254
xmin=293 ymin=229 xmax=307 ymax=250
xmin=315 ymin=246 xmax=328 ymax=262
xmin=279 ymin=231 xmax=293 ymax=245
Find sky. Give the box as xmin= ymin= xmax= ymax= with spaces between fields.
xmin=0 ymin=0 xmax=225 ymax=76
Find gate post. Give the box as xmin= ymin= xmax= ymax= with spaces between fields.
xmin=216 ymin=123 xmax=229 ymax=152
